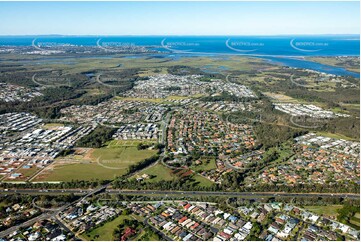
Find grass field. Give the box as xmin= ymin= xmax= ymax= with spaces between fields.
xmin=192 ymin=174 xmax=215 ymax=187
xmin=132 ymin=229 xmax=160 ymax=241
xmin=137 ymin=163 xmax=176 ymax=183
xmin=1 ymin=53 xmax=272 ymax=82
xmin=191 ymin=158 xmax=217 ymax=172
xmin=92 ymin=146 xmax=155 ymax=169
xmin=263 ymin=92 xmax=298 ymax=103
xmin=134 ymin=162 xmax=215 ymax=187
xmin=107 ymin=139 xmax=156 ymax=147
xmin=305 ymin=206 xmax=360 ymax=229
xmin=9 ymin=166 xmax=39 ymax=181
xmin=137 ymin=67 xmax=168 ymax=77
xmin=82 ymin=213 xmax=160 ymax=241
xmin=350 ymin=213 xmax=360 ymax=228
xmin=83 ymin=215 xmax=133 ymax=241
xmin=315 ymin=131 xmax=357 ymax=141
xmin=305 ymin=205 xmax=343 ymax=218
xmin=33 ymin=140 xmax=157 ymax=182
xmin=42 ymin=123 xmax=65 ymax=129
xmin=33 ymin=163 xmax=128 ymax=181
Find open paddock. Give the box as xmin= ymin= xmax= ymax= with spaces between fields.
xmin=32 ymin=140 xmax=157 ymax=182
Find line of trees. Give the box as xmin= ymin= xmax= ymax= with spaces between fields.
xmin=76 ymin=126 xmax=116 ymax=148
xmin=127 ymin=155 xmax=159 ymax=175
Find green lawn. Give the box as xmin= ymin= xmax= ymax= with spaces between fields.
xmin=92 ymin=146 xmax=156 ymax=169
xmin=192 ymin=174 xmax=215 ymax=188
xmin=138 ymin=163 xmax=176 ymax=183
xmin=34 ymin=163 xmax=128 ymax=181
xmin=305 ymin=205 xmax=343 ymax=218
xmin=83 ymin=215 xmax=133 ymax=241
xmin=191 ymin=158 xmax=217 ymax=172
xmin=133 ymin=229 xmax=161 ymax=241
xmin=3 ymin=166 xmax=39 ymax=182
xmin=256 ymin=144 xmax=292 ymax=169
xmin=17 ymin=166 xmax=39 ymax=180
xmin=134 ymin=162 xmax=215 ymax=188
xmin=315 ymin=131 xmax=357 ymax=141
xmin=350 ymin=213 xmax=360 ymax=227
xmin=34 ymin=140 xmax=157 ymax=182
xmin=107 ymin=139 xmax=156 ymax=148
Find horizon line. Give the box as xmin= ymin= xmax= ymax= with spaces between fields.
xmin=0 ymin=34 xmax=360 ymax=37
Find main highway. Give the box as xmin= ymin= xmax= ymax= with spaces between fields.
xmin=0 ymin=186 xmax=358 ymax=239
xmin=0 ymin=188 xmax=359 ymax=199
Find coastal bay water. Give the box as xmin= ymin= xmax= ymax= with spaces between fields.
xmin=0 ymin=35 xmax=359 ymax=77
xmin=262 ymin=56 xmax=360 ymax=78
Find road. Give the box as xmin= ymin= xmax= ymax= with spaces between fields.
xmin=1 ymin=189 xmax=359 ymax=199
xmin=0 ymin=213 xmax=51 ymax=238
xmin=144 ymin=217 xmax=173 ymax=241
xmin=0 ymin=185 xmax=108 ymax=239
xmin=106 ymin=189 xmax=360 ymax=199
xmin=0 ymin=186 xmax=359 ymax=239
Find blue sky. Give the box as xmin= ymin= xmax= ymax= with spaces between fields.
xmin=0 ymin=1 xmax=359 ymax=35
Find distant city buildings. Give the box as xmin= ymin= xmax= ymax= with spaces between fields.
xmin=274 ymin=103 xmax=349 ymax=118
xmin=0 ymin=112 xmax=94 ymax=180
xmin=0 ymin=83 xmax=42 ymax=102
xmin=125 ymin=74 xmax=257 ymax=99
xmin=59 ymin=100 xmax=168 ymax=124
